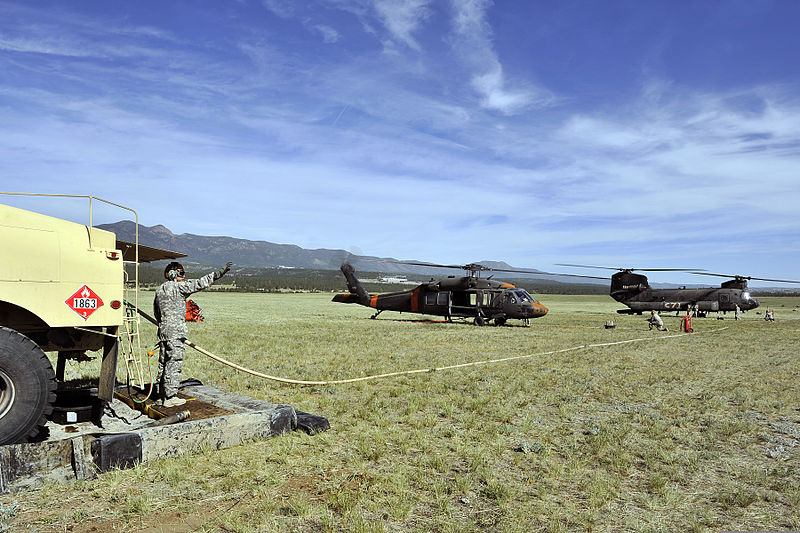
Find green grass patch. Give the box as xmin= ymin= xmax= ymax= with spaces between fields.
xmin=6 ymin=293 xmax=800 ymax=532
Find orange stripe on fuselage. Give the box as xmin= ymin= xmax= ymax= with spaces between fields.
xmin=501 ymin=283 xmax=516 ymax=288
xmin=370 ymin=294 xmax=378 ymax=308
xmin=411 ymin=287 xmax=420 ymax=312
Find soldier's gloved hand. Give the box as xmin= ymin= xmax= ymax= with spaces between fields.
xmin=215 ymin=262 xmax=233 ymax=280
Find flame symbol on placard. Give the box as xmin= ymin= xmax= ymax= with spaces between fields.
xmin=81 ymin=286 xmax=91 ymax=298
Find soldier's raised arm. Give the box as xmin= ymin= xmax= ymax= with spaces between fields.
xmin=214 ymin=261 xmax=233 ymax=280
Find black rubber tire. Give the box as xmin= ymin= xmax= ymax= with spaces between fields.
xmin=0 ymin=326 xmax=56 ymax=445
xmin=474 ymin=315 xmax=485 ymax=326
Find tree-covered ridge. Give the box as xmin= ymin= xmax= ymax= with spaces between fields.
xmin=127 ymin=265 xmax=609 ymax=295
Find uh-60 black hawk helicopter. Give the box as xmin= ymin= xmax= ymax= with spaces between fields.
xmin=554 ymin=264 xmax=800 ymax=316
xmin=332 ymin=262 xmax=549 ymax=326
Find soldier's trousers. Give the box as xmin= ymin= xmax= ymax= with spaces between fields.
xmin=157 ymin=338 xmax=185 ymax=399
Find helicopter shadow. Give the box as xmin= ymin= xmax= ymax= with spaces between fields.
xmin=370 ymin=316 xmax=531 ymax=327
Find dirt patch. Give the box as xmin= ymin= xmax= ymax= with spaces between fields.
xmin=281 ymin=473 xmax=329 ymax=501
xmin=119 ymin=388 xmax=234 ymax=421
xmin=68 ymin=510 xmax=208 ymax=533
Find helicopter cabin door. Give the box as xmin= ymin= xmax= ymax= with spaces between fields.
xmin=423 ymin=291 xmax=452 ymax=317
xmin=719 ymin=292 xmax=730 ymax=310
xmin=450 ymin=291 xmax=477 ymax=317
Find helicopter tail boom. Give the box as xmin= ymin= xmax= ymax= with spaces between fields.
xmin=332 ymin=293 xmax=365 ymax=304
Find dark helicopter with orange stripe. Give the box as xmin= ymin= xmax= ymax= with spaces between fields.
xmin=332 ymin=262 xmax=549 ymax=326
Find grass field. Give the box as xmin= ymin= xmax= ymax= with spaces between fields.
xmin=3 ymin=293 xmax=800 ymax=532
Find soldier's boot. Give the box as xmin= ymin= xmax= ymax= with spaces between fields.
xmin=163 ymin=396 xmax=186 ymax=408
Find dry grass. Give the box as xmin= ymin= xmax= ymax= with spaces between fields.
xmin=3 ymin=292 xmax=799 ymax=532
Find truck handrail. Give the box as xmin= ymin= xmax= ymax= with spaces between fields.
xmin=0 ymin=192 xmax=141 ymax=311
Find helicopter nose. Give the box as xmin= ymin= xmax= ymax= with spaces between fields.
xmin=532 ymin=303 xmax=548 ymax=317
xmin=749 ymin=297 xmax=760 ymax=309
xmin=520 ymin=302 xmax=548 ymax=318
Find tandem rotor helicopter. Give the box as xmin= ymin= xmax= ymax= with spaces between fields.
xmin=554 ymin=264 xmax=800 ymax=316
xmin=332 ymin=262 xmax=549 ymax=326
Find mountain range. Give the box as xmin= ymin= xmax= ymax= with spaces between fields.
xmin=98 ymin=220 xmax=604 ymax=285
xmin=98 ymin=222 xmax=800 ymax=292
xmin=101 ymin=220 xmax=354 ymax=270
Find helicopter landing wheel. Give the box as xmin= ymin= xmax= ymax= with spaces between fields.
xmin=522 ymin=318 xmax=530 ymax=327
xmin=474 ymin=315 xmax=485 ymax=326
xmin=494 ymin=317 xmax=507 ymax=327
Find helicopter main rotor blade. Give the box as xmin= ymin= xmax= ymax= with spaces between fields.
xmin=398 ymin=260 xmax=607 ymax=278
xmin=391 ymin=260 xmax=547 ymax=275
xmin=392 ymin=260 xmax=473 ymax=270
xmin=476 ymin=266 xmax=549 ymax=275
xmin=556 ymin=263 xmax=705 ymax=272
xmin=555 ymin=263 xmax=621 ymax=271
xmin=688 ymin=272 xmax=800 ymax=283
xmin=537 ymin=270 xmax=609 ymax=280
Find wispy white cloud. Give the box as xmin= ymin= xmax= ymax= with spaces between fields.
xmin=2 ymin=1 xmax=800 ymax=281
xmin=0 ymin=36 xmax=96 ymax=57
xmin=528 ymin=85 xmax=800 ymax=275
xmin=261 ymin=0 xmax=295 ymax=18
xmin=312 ymin=24 xmax=340 ymax=43
xmin=448 ymin=0 xmax=552 ymax=115
xmin=372 ymin=0 xmax=432 ymax=51
xmin=469 ymin=68 xmax=537 ymax=115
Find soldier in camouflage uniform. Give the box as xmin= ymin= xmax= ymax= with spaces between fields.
xmin=154 ymin=261 xmax=232 ymax=407
xmin=648 ymin=310 xmax=668 ymax=331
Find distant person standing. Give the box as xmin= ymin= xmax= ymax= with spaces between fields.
xmin=734 ymin=304 xmax=741 ymax=320
xmin=154 ymin=261 xmax=232 ymax=407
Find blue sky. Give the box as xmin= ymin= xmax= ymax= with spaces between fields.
xmin=1 ymin=0 xmax=799 ymax=285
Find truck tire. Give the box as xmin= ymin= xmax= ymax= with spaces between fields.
xmin=0 ymin=326 xmax=57 ymax=444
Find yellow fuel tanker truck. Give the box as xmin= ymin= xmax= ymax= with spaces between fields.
xmin=0 ymin=194 xmax=183 ymax=444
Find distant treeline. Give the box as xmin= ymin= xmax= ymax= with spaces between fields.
xmin=127 ymin=265 xmax=608 ymax=295
xmin=751 ymin=289 xmax=800 ymax=297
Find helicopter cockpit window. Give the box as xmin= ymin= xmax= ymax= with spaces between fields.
xmin=515 ymin=290 xmax=538 ymax=303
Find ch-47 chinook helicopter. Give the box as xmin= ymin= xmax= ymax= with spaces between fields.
xmin=554 ymin=264 xmax=800 ymax=316
xmin=332 ymin=262 xmax=549 ymax=326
